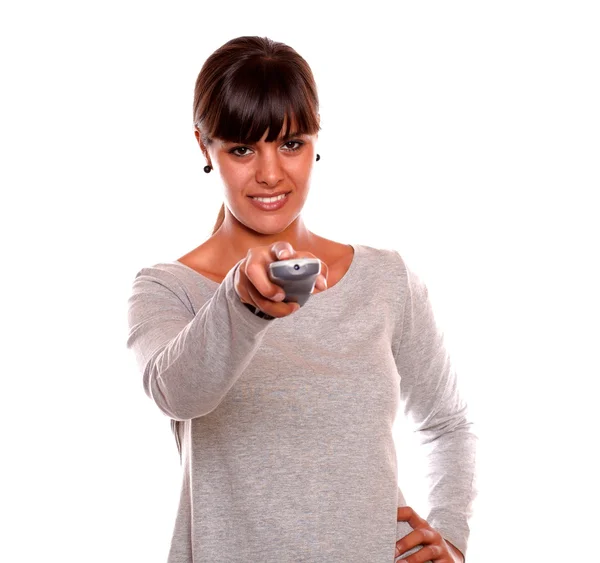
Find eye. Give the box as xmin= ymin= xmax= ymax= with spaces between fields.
xmin=283 ymin=140 xmax=304 ymax=152
xmin=228 ymin=140 xmax=305 ymax=157
xmin=229 ymin=146 xmax=252 ymax=157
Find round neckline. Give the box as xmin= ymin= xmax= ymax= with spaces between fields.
xmin=169 ymin=243 xmax=360 ymax=299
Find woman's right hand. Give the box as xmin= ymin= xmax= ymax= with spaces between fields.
xmin=234 ymin=241 xmax=328 ymax=319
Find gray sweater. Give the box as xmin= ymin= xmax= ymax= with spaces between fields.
xmin=125 ymin=243 xmax=477 ymax=562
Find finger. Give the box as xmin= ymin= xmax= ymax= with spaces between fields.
xmin=272 ymin=242 xmax=295 ymax=261
xmin=396 ymin=506 xmax=429 ymax=530
xmin=246 ymin=283 xmax=297 ymax=318
xmin=319 ymin=259 xmax=328 ymax=277
xmin=244 ymin=256 xmax=286 ymax=302
xmin=318 ymin=261 xmax=328 ymax=286
xmin=395 ymin=528 xmax=438 ymax=557
xmin=396 ymin=543 xmax=445 ymax=562
xmin=314 ymin=274 xmax=327 ymax=292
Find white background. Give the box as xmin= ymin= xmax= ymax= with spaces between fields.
xmin=1 ymin=1 xmax=598 ymax=561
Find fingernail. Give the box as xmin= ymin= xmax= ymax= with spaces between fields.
xmin=273 ymin=292 xmax=285 ymax=302
xmin=278 ymin=250 xmax=290 ymax=259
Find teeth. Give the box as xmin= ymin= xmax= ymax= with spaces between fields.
xmin=251 ymin=193 xmax=287 ymax=203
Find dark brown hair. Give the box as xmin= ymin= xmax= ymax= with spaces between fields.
xmin=192 ymin=35 xmax=321 ymax=236
xmin=170 ymin=37 xmax=321 ymax=464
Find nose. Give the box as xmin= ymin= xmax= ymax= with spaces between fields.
xmin=255 ymin=146 xmax=285 ymax=187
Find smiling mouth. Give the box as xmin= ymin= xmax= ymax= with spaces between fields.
xmin=247 ymin=191 xmax=291 ymax=211
xmin=248 ymin=192 xmax=290 ymax=202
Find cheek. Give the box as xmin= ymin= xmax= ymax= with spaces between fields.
xmin=295 ymin=167 xmax=314 ymax=188
xmin=218 ymin=161 xmax=248 ymax=186
xmin=287 ymin=155 xmax=313 ymax=180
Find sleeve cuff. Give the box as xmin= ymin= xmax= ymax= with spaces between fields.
xmin=242 ymin=302 xmax=276 ymax=320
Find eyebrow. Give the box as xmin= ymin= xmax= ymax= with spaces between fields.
xmin=221 ymin=131 xmax=304 ymax=146
xmin=279 ymin=131 xmax=303 ymax=141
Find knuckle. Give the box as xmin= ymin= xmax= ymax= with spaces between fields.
xmin=247 ymin=287 xmax=290 ymax=318
xmin=245 ymin=260 xmax=261 ymax=278
xmin=426 ymin=544 xmax=442 ymax=558
xmin=246 ymin=285 xmax=264 ymax=304
xmin=249 ymin=285 xmax=269 ymax=304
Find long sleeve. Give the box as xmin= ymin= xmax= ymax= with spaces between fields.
xmin=125 ymin=260 xmax=276 ymax=421
xmin=392 ymin=255 xmax=478 ymax=560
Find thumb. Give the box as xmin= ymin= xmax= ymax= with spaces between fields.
xmin=274 ymin=242 xmax=295 ymax=260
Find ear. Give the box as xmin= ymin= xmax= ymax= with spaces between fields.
xmin=195 ymin=128 xmax=211 ymax=163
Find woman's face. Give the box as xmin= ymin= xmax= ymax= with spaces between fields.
xmin=196 ymin=120 xmax=318 ymax=235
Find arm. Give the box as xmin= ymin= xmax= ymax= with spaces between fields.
xmin=392 ymin=254 xmax=478 ymax=560
xmin=126 ymin=260 xmax=275 ymax=420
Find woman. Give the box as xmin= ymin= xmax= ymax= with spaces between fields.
xmin=126 ymin=35 xmax=477 ymax=562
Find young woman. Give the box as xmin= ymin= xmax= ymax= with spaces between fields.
xmin=126 ymin=35 xmax=477 ymax=563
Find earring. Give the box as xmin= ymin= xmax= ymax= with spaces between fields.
xmin=204 ymin=164 xmax=212 ymax=173
xmin=316 ymin=154 xmax=320 ymax=161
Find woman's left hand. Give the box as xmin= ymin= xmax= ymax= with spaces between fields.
xmin=395 ymin=506 xmax=464 ymax=562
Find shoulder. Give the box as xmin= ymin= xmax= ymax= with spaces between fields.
xmin=131 ymin=261 xmax=188 ymax=287
xmin=128 ymin=262 xmax=196 ymax=310
xmin=354 ymin=243 xmax=432 ymax=313
xmin=355 ymin=243 xmax=410 ymax=282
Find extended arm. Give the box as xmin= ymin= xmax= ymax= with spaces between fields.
xmin=126 ymin=260 xmax=275 ymax=420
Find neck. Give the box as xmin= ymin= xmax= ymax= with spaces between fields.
xmin=210 ymin=208 xmax=316 ymax=263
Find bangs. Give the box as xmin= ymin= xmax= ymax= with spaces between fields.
xmin=205 ymin=58 xmax=319 ymax=144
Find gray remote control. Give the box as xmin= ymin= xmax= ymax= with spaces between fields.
xmin=268 ymin=258 xmax=321 ymax=307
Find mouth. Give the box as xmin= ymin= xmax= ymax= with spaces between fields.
xmin=247 ymin=191 xmax=292 ymax=201
xmin=247 ymin=191 xmax=291 ymax=211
